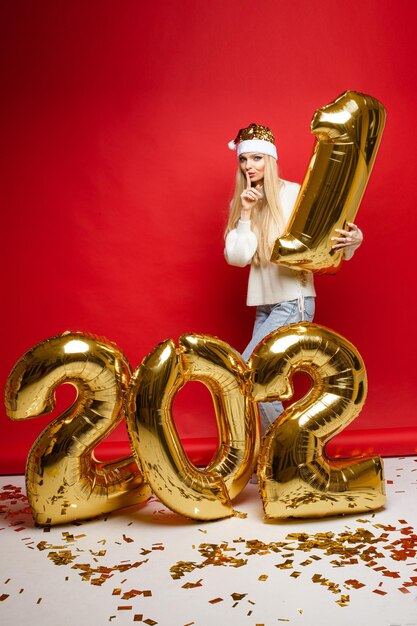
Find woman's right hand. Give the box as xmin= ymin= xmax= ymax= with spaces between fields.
xmin=240 ymin=172 xmax=263 ymax=220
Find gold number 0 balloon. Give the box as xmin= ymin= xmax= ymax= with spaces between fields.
xmin=271 ymin=91 xmax=386 ymax=273
xmin=250 ymin=323 xmax=385 ymax=519
xmin=126 ymin=334 xmax=259 ymax=521
xmin=5 ymin=332 xmax=151 ymax=525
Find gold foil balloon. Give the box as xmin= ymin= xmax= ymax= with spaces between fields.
xmin=5 ymin=332 xmax=151 ymax=525
xmin=126 ymin=334 xmax=259 ymax=521
xmin=249 ymin=323 xmax=385 ymax=519
xmin=271 ymin=90 xmax=386 ymax=273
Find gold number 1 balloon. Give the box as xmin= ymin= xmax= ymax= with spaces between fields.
xmin=271 ymin=90 xmax=386 ymax=273
xmin=5 ymin=332 xmax=151 ymax=525
xmin=249 ymin=323 xmax=385 ymax=519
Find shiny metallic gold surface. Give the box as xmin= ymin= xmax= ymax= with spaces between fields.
xmin=232 ymin=122 xmax=275 ymax=145
xmin=126 ymin=334 xmax=259 ymax=521
xmin=249 ymin=323 xmax=385 ymax=518
xmin=5 ymin=331 xmax=151 ymax=525
xmin=271 ymin=91 xmax=386 ymax=273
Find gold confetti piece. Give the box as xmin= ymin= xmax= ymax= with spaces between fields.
xmin=345 ymin=579 xmax=365 ymax=589
xmin=278 ymin=620 xmax=290 ymax=622
xmin=231 ymin=593 xmax=247 ymax=601
xmin=258 ymin=575 xmax=268 ymax=581
xmin=248 ymin=599 xmax=255 ymax=605
xmin=399 ymin=587 xmax=411 ymax=593
xmin=109 ymin=616 xmax=116 ymax=622
xmin=209 ymin=597 xmax=223 ymax=604
xmin=275 ymin=559 xmax=293 ymax=569
xmin=144 ymin=620 xmax=157 ymax=625
xmin=133 ymin=615 xmax=143 ymax=622
xmin=37 ymin=598 xmax=42 ymax=604
xmin=143 ymin=590 xmax=152 ymax=597
xmin=232 ymin=509 xmax=247 ymax=519
xmin=47 ymin=550 xmax=78 ymax=566
xmin=117 ymin=605 xmax=132 ymax=610
xmin=182 ymin=580 xmax=203 ymax=589
xmin=382 ymin=570 xmax=401 ymax=578
xmin=290 ymin=572 xmax=301 ymax=578
xmin=298 ymin=609 xmax=303 ymax=614
xmin=112 ymin=588 xmax=121 ymax=595
xmin=336 ymin=594 xmax=350 ymax=607
xmin=247 ymin=611 xmax=252 ymax=616
xmin=122 ymin=589 xmax=142 ymax=600
xmin=198 ymin=529 xmax=207 ymax=534
xmin=0 ymin=594 xmax=9 ymax=601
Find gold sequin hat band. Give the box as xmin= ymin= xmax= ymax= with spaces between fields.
xmin=228 ymin=122 xmax=277 ymax=160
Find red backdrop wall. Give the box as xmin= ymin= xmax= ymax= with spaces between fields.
xmin=2 ymin=0 xmax=416 ymax=473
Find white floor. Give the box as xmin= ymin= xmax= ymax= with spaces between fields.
xmin=1 ymin=457 xmax=417 ymax=626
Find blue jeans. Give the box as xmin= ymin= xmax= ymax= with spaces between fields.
xmin=242 ymin=297 xmax=315 ymax=433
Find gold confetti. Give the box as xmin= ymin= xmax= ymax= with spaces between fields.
xmin=231 ymin=592 xmax=247 ymax=601
xmin=258 ymin=574 xmax=268 ymax=581
xmin=209 ymin=597 xmax=223 ymax=604
xmin=0 ymin=594 xmax=9 ymax=602
xmin=182 ymin=580 xmax=202 ymax=589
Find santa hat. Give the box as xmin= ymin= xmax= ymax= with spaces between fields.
xmin=228 ymin=122 xmax=277 ymax=160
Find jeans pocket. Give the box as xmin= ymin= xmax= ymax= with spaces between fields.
xmin=303 ymin=297 xmax=315 ymax=322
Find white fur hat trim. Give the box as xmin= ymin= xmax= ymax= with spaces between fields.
xmin=231 ymin=138 xmax=277 ymax=160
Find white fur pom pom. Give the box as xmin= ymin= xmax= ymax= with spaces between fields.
xmin=228 ymin=140 xmax=236 ymax=150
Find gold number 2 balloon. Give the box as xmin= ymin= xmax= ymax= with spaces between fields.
xmin=249 ymin=323 xmax=385 ymax=519
xmin=271 ymin=90 xmax=386 ymax=273
xmin=5 ymin=332 xmax=151 ymax=525
xmin=126 ymin=334 xmax=259 ymax=521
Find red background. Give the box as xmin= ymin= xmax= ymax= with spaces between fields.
xmin=1 ymin=0 xmax=416 ymax=473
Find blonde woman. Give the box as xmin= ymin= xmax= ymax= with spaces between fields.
xmin=224 ymin=123 xmax=363 ymax=432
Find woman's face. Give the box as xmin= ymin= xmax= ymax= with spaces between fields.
xmin=239 ymin=153 xmax=265 ymax=185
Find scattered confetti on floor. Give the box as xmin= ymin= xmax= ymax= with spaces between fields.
xmin=1 ymin=457 xmax=417 ymax=625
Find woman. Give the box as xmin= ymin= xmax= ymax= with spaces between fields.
xmin=224 ymin=123 xmax=363 ymax=432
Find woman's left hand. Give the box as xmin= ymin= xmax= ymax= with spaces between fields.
xmin=331 ymin=222 xmax=363 ymax=251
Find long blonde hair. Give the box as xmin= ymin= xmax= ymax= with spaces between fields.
xmin=225 ymin=155 xmax=285 ymax=265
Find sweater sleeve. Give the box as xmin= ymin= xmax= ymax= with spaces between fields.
xmin=224 ymin=219 xmax=258 ymax=267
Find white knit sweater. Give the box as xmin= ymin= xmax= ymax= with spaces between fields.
xmin=225 ymin=180 xmax=316 ymax=306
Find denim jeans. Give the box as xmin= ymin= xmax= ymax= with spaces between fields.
xmin=242 ymin=297 xmax=315 ymax=433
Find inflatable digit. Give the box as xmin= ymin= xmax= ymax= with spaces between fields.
xmin=271 ymin=90 xmax=386 ymax=273
xmin=249 ymin=323 xmax=385 ymax=518
xmin=5 ymin=332 xmax=151 ymax=525
xmin=126 ymin=334 xmax=259 ymax=521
